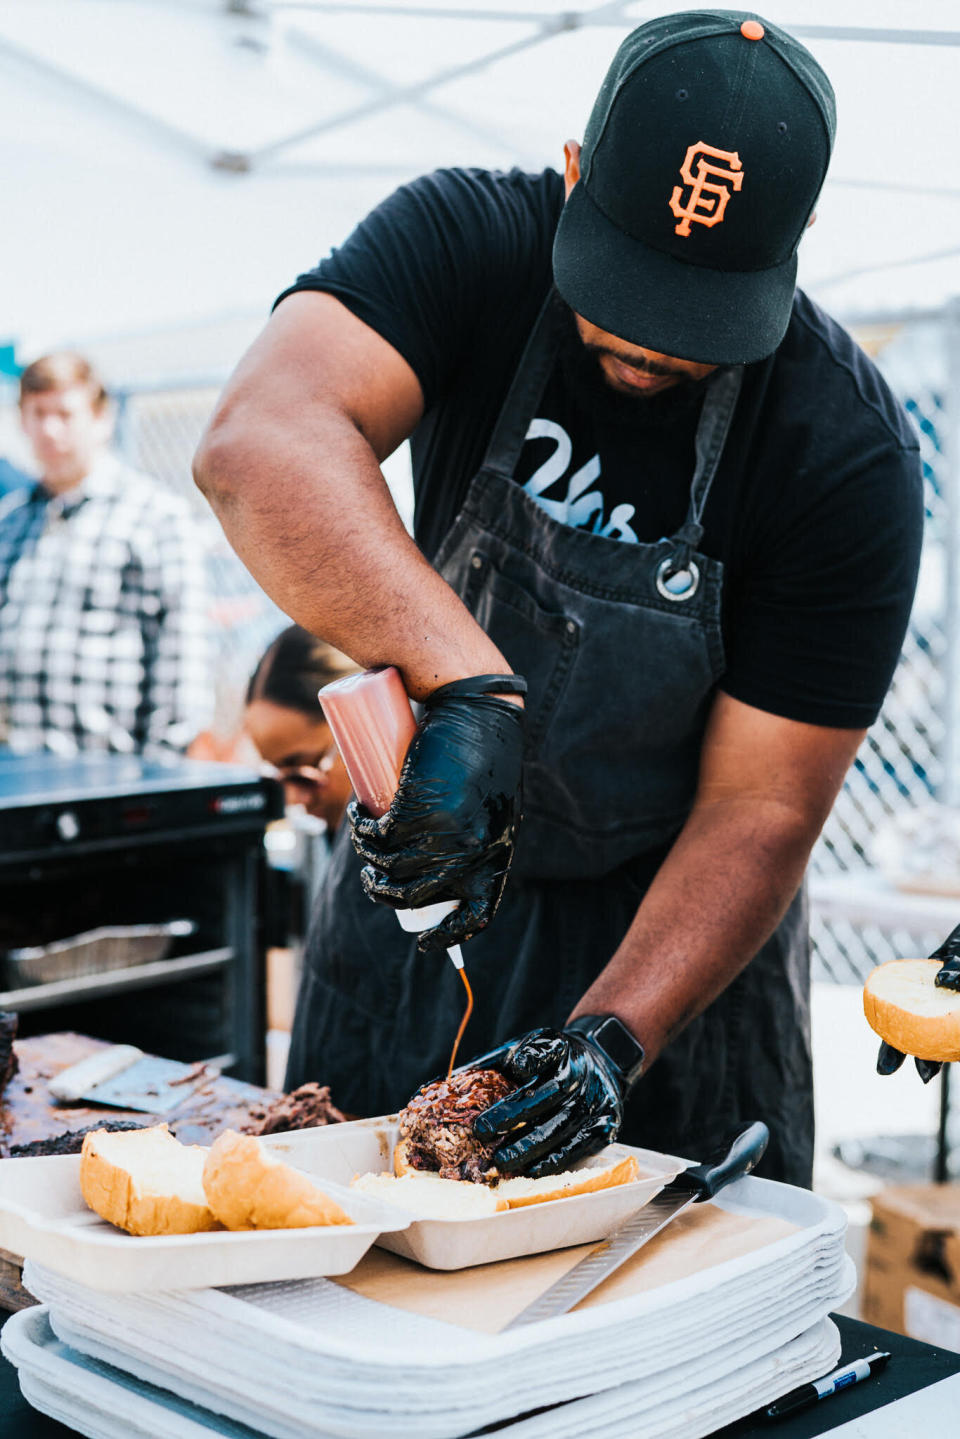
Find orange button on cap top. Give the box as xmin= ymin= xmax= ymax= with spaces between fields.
xmin=741 ymin=20 xmax=764 ymax=40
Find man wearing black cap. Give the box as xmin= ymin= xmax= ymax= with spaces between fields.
xmin=196 ymin=12 xmax=922 ymax=1186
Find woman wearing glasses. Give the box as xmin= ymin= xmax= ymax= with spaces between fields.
xmin=245 ymin=625 xmax=357 ymax=837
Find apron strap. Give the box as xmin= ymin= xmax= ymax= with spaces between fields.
xmin=483 ymin=289 xmax=565 ymax=480
xmin=480 ymin=287 xmax=743 ymax=581
xmin=665 ymin=364 xmax=744 ymax=575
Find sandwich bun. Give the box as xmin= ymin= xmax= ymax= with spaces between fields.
xmin=352 ymin=1170 xmax=508 ymax=1217
xmin=80 ymin=1124 xmax=220 ymax=1236
xmin=863 ymin=958 xmax=960 ymax=1062
xmin=202 ymin=1130 xmax=354 ymax=1230
xmin=360 ymin=1150 xmax=640 ymax=1215
xmin=393 ymin=1135 xmax=418 ymax=1178
xmin=495 ymin=1153 xmax=639 ymax=1207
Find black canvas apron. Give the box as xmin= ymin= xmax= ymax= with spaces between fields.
xmin=287 ymin=293 xmax=813 ymax=1187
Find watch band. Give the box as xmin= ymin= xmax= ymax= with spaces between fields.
xmin=426 ymin=674 xmax=528 ymax=705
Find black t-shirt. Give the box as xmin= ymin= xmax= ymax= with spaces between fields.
xmin=277 ymin=167 xmax=923 ymax=729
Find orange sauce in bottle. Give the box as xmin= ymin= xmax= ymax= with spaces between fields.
xmin=446 ymin=967 xmax=474 ymax=1078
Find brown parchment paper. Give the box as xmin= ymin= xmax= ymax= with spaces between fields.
xmin=333 ymin=1203 xmax=798 ymax=1334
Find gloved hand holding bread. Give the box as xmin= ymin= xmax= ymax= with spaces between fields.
xmin=863 ymin=921 xmax=960 ymax=1083
xmin=463 ymin=1016 xmax=641 ymax=1177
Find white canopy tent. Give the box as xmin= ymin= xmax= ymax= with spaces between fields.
xmin=2 ymin=0 xmax=960 ymax=374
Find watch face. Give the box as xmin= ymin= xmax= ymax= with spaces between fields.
xmin=595 ymin=1016 xmax=644 ymax=1077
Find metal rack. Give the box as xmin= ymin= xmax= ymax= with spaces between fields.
xmin=0 ymin=753 xmax=282 ymax=1084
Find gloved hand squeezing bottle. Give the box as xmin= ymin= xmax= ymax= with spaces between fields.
xmin=349 ymin=674 xmax=526 ymax=952
xmin=463 ymin=1014 xmax=645 ymax=1178
xmin=876 ymin=922 xmax=960 ymax=1084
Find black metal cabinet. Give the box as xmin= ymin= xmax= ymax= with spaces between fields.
xmin=0 ymin=754 xmax=282 ymax=1084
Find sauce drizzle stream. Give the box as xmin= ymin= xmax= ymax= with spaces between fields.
xmin=446 ymin=967 xmax=474 ymax=1078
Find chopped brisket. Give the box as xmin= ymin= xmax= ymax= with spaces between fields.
xmin=399 ymin=1068 xmax=515 ymax=1184
xmin=0 ymin=1013 xmax=18 ymax=1100
xmin=244 ymin=1083 xmax=346 ymax=1136
xmin=3 ymin=1120 xmax=147 ymax=1158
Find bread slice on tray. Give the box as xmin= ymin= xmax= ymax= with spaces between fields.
xmin=80 ymin=1124 xmax=220 ymax=1236
xmin=351 ymin=1170 xmax=508 ymax=1218
xmin=496 ymin=1153 xmax=639 ymax=1207
xmin=352 ymin=1152 xmax=639 ymax=1216
xmin=202 ymin=1130 xmax=354 ymax=1230
xmin=864 ymin=958 xmax=960 ymax=1061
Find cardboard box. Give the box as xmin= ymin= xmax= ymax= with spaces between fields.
xmin=865 ymin=1185 xmax=960 ymax=1350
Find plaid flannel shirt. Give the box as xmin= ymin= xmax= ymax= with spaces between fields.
xmin=0 ymin=457 xmax=212 ymax=756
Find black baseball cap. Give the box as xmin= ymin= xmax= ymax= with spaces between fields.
xmin=552 ymin=10 xmax=836 ymax=365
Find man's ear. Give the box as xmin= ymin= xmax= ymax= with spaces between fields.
xmin=563 ymin=140 xmax=582 ymax=200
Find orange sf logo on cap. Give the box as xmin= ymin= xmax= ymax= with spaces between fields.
xmin=669 ymin=142 xmax=744 ymax=236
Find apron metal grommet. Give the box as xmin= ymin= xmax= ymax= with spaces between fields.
xmin=565 ymin=619 xmax=577 ymax=635
xmin=470 ymin=555 xmax=483 ymax=569
xmin=656 ymin=557 xmax=700 ymax=602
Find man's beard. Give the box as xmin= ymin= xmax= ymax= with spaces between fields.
xmin=557 ymin=303 xmax=714 ymax=430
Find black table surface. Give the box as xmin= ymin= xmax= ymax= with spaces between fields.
xmin=2 ymin=1312 xmax=959 ymax=1437
xmin=0 ymin=751 xmax=262 ymax=809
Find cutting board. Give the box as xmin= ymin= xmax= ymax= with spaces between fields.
xmin=334 ymin=1202 xmax=799 ymax=1333
xmin=0 ymin=1032 xmax=280 ymax=1312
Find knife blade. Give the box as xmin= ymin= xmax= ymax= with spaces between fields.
xmin=48 ymin=1046 xmax=214 ymax=1113
xmin=504 ymin=1120 xmax=769 ymax=1330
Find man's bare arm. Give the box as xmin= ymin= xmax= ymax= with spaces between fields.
xmin=194 ymin=291 xmax=517 ymax=700
xmin=570 ymin=692 xmax=865 ymax=1063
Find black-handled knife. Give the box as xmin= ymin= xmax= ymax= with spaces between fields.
xmin=503 ymin=1120 xmax=769 ymax=1329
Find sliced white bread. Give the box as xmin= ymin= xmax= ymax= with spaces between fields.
xmin=353 ymin=1152 xmax=640 ymax=1216
xmin=351 ymin=1169 xmax=508 ymax=1217
xmin=864 ymin=957 xmax=960 ymax=1062
xmin=202 ymin=1130 xmax=354 ymax=1230
xmin=80 ymin=1124 xmax=220 ymax=1236
xmin=393 ymin=1136 xmax=419 ymax=1178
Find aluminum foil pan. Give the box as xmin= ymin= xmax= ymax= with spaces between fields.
xmin=5 ymin=921 xmax=196 ymax=986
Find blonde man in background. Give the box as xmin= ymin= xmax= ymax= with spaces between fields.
xmin=0 ymin=353 xmax=211 ymax=756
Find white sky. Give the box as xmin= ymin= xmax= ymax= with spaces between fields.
xmin=3 ymin=0 xmax=960 ymax=370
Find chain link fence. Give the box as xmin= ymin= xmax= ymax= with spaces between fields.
xmin=810 ymin=320 xmax=951 ymax=983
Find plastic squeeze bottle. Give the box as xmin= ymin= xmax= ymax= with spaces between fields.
xmin=318 ymin=667 xmax=465 ymax=970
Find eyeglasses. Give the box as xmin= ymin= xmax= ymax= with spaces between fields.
xmin=260 ymin=744 xmax=338 ymax=791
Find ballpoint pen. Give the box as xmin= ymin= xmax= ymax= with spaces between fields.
xmin=763 ymin=1350 xmax=891 ymax=1422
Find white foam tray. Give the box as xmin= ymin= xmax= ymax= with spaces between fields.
xmin=0 ymin=1138 xmax=411 ymax=1292
xmin=1 ymin=1304 xmax=844 ymax=1439
xmin=14 ymin=1179 xmax=853 ymax=1439
xmin=0 ymin=1118 xmax=688 ymax=1285
xmin=263 ymin=1116 xmax=688 ymax=1269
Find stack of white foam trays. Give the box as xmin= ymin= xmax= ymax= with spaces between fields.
xmin=3 ymin=1171 xmax=854 ymax=1439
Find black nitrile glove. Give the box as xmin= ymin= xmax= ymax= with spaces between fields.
xmin=466 ymin=1015 xmax=645 ymax=1179
xmin=876 ymin=922 xmax=960 ymax=1084
xmin=349 ymin=674 xmax=526 ymax=952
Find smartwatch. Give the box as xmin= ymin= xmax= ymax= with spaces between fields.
xmin=568 ymin=1014 xmax=645 ymax=1091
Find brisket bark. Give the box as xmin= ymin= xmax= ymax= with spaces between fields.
xmin=244 ymin=1083 xmax=346 ymax=1136
xmin=0 ymin=1012 xmax=18 ymax=1101
xmin=399 ymin=1068 xmax=515 ymax=1183
xmin=3 ymin=1120 xmax=147 ymax=1158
